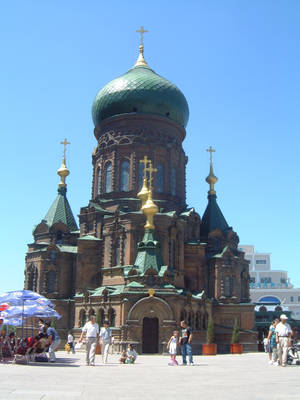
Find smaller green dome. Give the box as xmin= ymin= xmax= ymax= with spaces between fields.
xmin=92 ymin=62 xmax=189 ymax=128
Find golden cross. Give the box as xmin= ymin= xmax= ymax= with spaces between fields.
xmin=140 ymin=155 xmax=151 ymax=179
xmin=136 ymin=25 xmax=148 ymax=45
xmin=60 ymin=138 xmax=70 ymax=159
xmin=206 ymin=146 xmax=216 ymax=164
xmin=145 ymin=162 xmax=157 ymax=190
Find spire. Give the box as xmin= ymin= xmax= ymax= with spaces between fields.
xmin=205 ymin=146 xmax=218 ymax=195
xmin=133 ymin=155 xmax=162 ymax=275
xmin=141 ymin=160 xmax=158 ymax=230
xmin=134 ymin=25 xmax=149 ymax=67
xmin=57 ymin=138 xmax=70 ymax=188
xmin=43 ymin=139 xmax=77 ymax=231
xmin=201 ymin=147 xmax=229 ymax=237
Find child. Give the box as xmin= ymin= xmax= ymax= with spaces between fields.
xmin=120 ymin=349 xmax=127 ymax=364
xmin=126 ymin=344 xmax=137 ymax=364
xmin=67 ymin=332 xmax=75 ymax=354
xmin=167 ymin=330 xmax=179 ymax=366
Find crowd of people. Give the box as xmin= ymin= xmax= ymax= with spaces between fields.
xmin=1 ymin=314 xmax=299 ymax=367
xmin=264 ymin=314 xmax=299 ymax=367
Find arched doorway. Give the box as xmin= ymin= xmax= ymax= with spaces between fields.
xmin=142 ymin=317 xmax=159 ymax=353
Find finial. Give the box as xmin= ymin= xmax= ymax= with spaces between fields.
xmin=205 ymin=146 xmax=218 ymax=195
xmin=137 ymin=156 xmax=151 ymax=206
xmin=57 ymin=138 xmax=70 ymax=188
xmin=134 ymin=26 xmax=149 ymax=67
xmin=138 ymin=156 xmax=158 ymax=230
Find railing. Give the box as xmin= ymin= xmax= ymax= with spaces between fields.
xmin=250 ymin=283 xmax=292 ymax=289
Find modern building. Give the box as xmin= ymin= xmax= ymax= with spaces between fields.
xmin=24 ymin=33 xmax=256 ymax=353
xmin=239 ymin=245 xmax=300 ymax=320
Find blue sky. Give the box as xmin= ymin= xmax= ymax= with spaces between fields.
xmin=0 ymin=0 xmax=299 ymax=292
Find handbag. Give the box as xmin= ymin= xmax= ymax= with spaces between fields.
xmin=13 ymin=355 xmax=28 ymax=365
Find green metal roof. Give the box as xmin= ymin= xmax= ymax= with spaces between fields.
xmin=201 ymin=194 xmax=230 ymax=237
xmin=78 ymin=235 xmax=102 ymax=241
xmin=133 ymin=229 xmax=164 ymax=275
xmin=56 ymin=244 xmax=78 ymax=254
xmin=44 ymin=186 xmax=78 ymax=231
xmin=92 ymin=64 xmax=189 ymax=128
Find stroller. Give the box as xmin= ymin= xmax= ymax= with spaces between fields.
xmin=287 ymin=342 xmax=300 ymax=365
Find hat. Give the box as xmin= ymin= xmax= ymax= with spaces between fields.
xmin=280 ymin=314 xmax=288 ymax=320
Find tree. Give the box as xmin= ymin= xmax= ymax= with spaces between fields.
xmin=231 ymin=318 xmax=240 ymax=344
xmin=206 ymin=316 xmax=214 ymax=344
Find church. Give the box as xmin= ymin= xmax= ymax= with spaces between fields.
xmin=24 ymin=29 xmax=255 ymax=353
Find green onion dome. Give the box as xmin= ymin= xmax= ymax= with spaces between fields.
xmin=92 ymin=45 xmax=189 ymax=128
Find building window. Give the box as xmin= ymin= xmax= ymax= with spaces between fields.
xmin=96 ymin=308 xmax=105 ymax=326
xmin=260 ymin=277 xmax=271 ymax=284
xmin=138 ymin=162 xmax=144 ymax=189
xmin=224 ymin=276 xmax=231 ymax=297
xmin=114 ymin=238 xmax=120 ymax=266
xmin=290 ymin=296 xmax=294 ymax=302
xmin=298 ymin=296 xmax=300 ymax=302
xmin=256 ymin=259 xmax=267 ymax=264
xmin=156 ymin=163 xmax=164 ymax=193
xmin=170 ymin=167 xmax=176 ymax=196
xmin=170 ymin=239 xmax=176 ymax=267
xmin=250 ymin=277 xmax=255 ymax=283
xmin=97 ymin=167 xmax=101 ymax=195
xmin=280 ymin=278 xmax=287 ymax=284
xmin=27 ymin=265 xmax=38 ymax=291
xmin=46 ymin=270 xmax=56 ymax=293
xmin=105 ymin=162 xmax=112 ymax=193
xmin=120 ymin=160 xmax=130 ymax=192
xmin=108 ymin=308 xmax=116 ymax=327
xmin=56 ymin=231 xmax=63 ymax=244
xmin=50 ymin=250 xmax=56 ymax=260
xmin=79 ymin=309 xmax=86 ymax=327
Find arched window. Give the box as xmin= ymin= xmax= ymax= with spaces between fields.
xmin=195 ymin=312 xmax=201 ymax=330
xmin=88 ymin=308 xmax=95 ymax=318
xmin=27 ymin=265 xmax=38 ymax=291
xmin=156 ymin=163 xmax=164 ymax=193
xmin=180 ymin=309 xmax=186 ymax=322
xmin=46 ymin=270 xmax=56 ymax=293
xmin=170 ymin=239 xmax=176 ymax=268
xmin=79 ymin=309 xmax=86 ymax=327
xmin=188 ymin=311 xmax=194 ymax=328
xmin=138 ymin=162 xmax=144 ymax=189
xmin=96 ymin=308 xmax=105 ymax=326
xmin=108 ymin=308 xmax=116 ymax=327
xmin=105 ymin=162 xmax=112 ymax=193
xmin=114 ymin=238 xmax=120 ymax=266
xmin=97 ymin=167 xmax=101 ymax=195
xmin=224 ymin=276 xmax=231 ymax=297
xmin=56 ymin=231 xmax=63 ymax=244
xmin=120 ymin=160 xmax=130 ymax=191
xmin=170 ymin=167 xmax=176 ymax=195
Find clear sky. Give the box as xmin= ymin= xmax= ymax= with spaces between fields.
xmin=0 ymin=0 xmax=299 ymax=293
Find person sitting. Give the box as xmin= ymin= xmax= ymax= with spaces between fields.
xmin=126 ymin=344 xmax=137 ymax=364
xmin=120 ymin=349 xmax=127 ymax=364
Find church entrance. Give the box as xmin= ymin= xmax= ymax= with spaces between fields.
xmin=142 ymin=317 xmax=159 ymax=353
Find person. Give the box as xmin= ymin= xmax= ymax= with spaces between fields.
xmin=79 ymin=315 xmax=99 ymax=366
xmin=266 ymin=319 xmax=279 ymax=366
xmin=44 ymin=321 xmax=61 ymax=363
xmin=126 ymin=344 xmax=138 ymax=364
xmin=99 ymin=320 xmax=112 ymax=364
xmin=179 ymin=320 xmax=194 ymax=365
xmin=67 ymin=332 xmax=75 ymax=354
xmin=167 ymin=330 xmax=179 ymax=365
xmin=38 ymin=319 xmax=46 ymax=334
xmin=275 ymin=314 xmax=292 ymax=367
xmin=120 ymin=349 xmax=127 ymax=364
xmin=0 ymin=318 xmax=4 ymax=362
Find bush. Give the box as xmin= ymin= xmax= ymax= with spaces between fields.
xmin=231 ymin=318 xmax=240 ymax=344
xmin=206 ymin=317 xmax=214 ymax=344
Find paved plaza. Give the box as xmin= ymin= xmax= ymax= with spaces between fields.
xmin=0 ymin=352 xmax=299 ymax=400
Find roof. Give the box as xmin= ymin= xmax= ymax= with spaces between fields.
xmin=78 ymin=235 xmax=102 ymax=241
xmin=44 ymin=186 xmax=78 ymax=231
xmin=201 ymin=194 xmax=230 ymax=237
xmin=92 ymin=64 xmax=189 ymax=128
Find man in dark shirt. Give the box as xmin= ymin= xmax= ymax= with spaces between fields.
xmin=179 ymin=320 xmax=194 ymax=365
